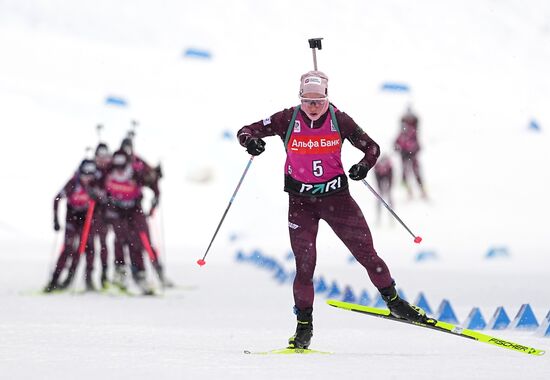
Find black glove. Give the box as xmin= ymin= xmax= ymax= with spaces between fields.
xmin=348 ymin=163 xmax=370 ymax=181
xmin=53 ymin=216 xmax=60 ymax=231
xmin=246 ymin=138 xmax=266 ymax=156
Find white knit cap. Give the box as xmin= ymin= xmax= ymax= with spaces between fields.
xmin=299 ymin=70 xmax=328 ymax=97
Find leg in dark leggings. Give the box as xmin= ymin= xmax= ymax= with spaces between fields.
xmin=128 ymin=209 xmax=156 ymax=294
xmin=93 ymin=217 xmax=109 ymax=272
xmin=60 ymin=214 xmax=87 ymax=287
xmin=84 ymin=236 xmax=95 ymax=284
xmin=400 ymin=153 xmax=409 ymax=184
xmin=320 ymin=192 xmax=394 ymax=290
xmin=65 ymin=230 xmax=94 ymax=287
xmin=401 ymin=153 xmax=414 ymax=196
xmin=114 ymin=238 xmax=125 ymax=266
xmin=110 ymin=212 xmax=132 ymax=289
xmin=288 ymin=195 xmax=320 ymax=310
xmin=93 ymin=216 xmax=110 ymax=286
xmin=112 ymin=213 xmax=129 ymax=267
xmin=50 ymin=227 xmax=78 ymax=284
xmin=410 ymin=153 xmax=427 ymax=197
xmin=98 ymin=227 xmax=109 ymax=286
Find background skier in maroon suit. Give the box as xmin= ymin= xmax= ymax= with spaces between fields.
xmin=119 ymin=137 xmax=172 ymax=287
xmin=44 ymin=159 xmax=97 ymax=292
xmin=373 ymin=154 xmax=394 ymax=223
xmin=104 ymin=149 xmax=157 ymax=295
xmin=91 ymin=142 xmax=112 ymax=288
xmin=394 ymin=106 xmax=427 ymax=198
xmin=236 ymin=70 xmax=427 ymax=349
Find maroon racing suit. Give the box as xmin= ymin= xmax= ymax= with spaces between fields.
xmin=91 ymin=164 xmax=111 ymax=278
xmin=126 ymin=155 xmax=162 ymax=261
xmin=394 ymin=111 xmax=425 ymax=196
xmin=374 ymin=155 xmax=394 ymax=221
xmin=237 ymin=104 xmax=394 ymax=310
xmin=104 ymin=162 xmax=159 ymax=281
xmin=51 ymin=175 xmax=95 ymax=286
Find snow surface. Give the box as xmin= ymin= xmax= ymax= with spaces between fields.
xmin=1 ymin=0 xmax=550 ymax=379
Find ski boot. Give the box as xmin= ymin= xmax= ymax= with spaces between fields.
xmin=380 ymin=284 xmax=427 ymax=323
xmin=161 ymin=277 xmax=175 ymax=288
xmin=100 ymin=269 xmax=109 ymax=289
xmin=288 ymin=307 xmax=313 ymax=349
xmin=153 ymin=263 xmax=174 ymax=288
xmin=112 ymin=265 xmax=128 ymax=291
xmin=134 ymin=271 xmax=155 ymax=296
xmin=43 ymin=279 xmax=59 ymax=293
xmin=85 ymin=274 xmax=96 ymax=292
xmin=58 ymin=271 xmax=75 ymax=290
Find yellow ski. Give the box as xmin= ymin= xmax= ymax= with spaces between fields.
xmin=327 ymin=300 xmax=545 ymax=356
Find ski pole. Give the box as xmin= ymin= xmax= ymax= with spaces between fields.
xmin=197 ymin=156 xmax=255 ymax=266
xmin=156 ymin=201 xmax=167 ymax=268
xmin=66 ymin=199 xmax=95 ymax=293
xmin=128 ymin=119 xmax=139 ymax=139
xmin=361 ymin=179 xmax=422 ymax=244
xmin=47 ymin=232 xmax=63 ymax=279
xmin=78 ymin=200 xmax=96 ymax=255
xmin=96 ymin=123 xmax=104 ymax=141
xmin=308 ymin=38 xmax=323 ymax=70
xmin=149 ymin=203 xmax=166 ymax=261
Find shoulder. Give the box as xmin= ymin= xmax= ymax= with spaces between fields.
xmin=331 ymin=106 xmax=359 ymax=135
xmin=259 ymin=107 xmax=299 ymax=135
xmin=270 ymin=107 xmax=299 ymax=124
xmin=66 ymin=176 xmax=78 ymax=189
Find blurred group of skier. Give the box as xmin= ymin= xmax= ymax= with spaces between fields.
xmin=44 ymin=130 xmax=173 ymax=295
xmin=373 ymin=105 xmax=427 ymax=223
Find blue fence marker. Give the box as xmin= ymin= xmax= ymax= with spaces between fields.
xmin=436 ymin=299 xmax=459 ymax=324
xmin=326 ymin=281 xmax=342 ymax=299
xmin=286 ymin=270 xmax=296 ymax=283
xmin=273 ymin=267 xmax=287 ymax=283
xmin=235 ymin=250 xmax=247 ymax=262
xmin=342 ymin=286 xmax=357 ymax=303
xmin=380 ymin=82 xmax=410 ymax=92
xmin=183 ymin=48 xmax=212 ymax=59
xmin=373 ymin=294 xmax=387 ymax=308
xmin=266 ymin=257 xmax=280 ymax=271
xmin=105 ymin=96 xmax=128 ymax=107
xmin=485 ymin=246 xmax=510 ymax=259
xmin=358 ymin=290 xmax=372 ymax=306
xmin=414 ymin=292 xmax=433 ymax=315
xmin=414 ymin=251 xmax=438 ymax=262
xmin=487 ymin=306 xmax=511 ymax=330
xmin=511 ymin=304 xmax=539 ymax=330
xmin=463 ymin=307 xmax=487 ymax=330
xmin=250 ymin=249 xmax=263 ymax=264
xmin=314 ymin=276 xmax=328 ymax=293
xmin=536 ymin=310 xmax=550 ymax=337
xmin=222 ymin=130 xmax=234 ymax=140
xmin=397 ymin=288 xmax=408 ymax=302
xmin=528 ymin=119 xmax=541 ymax=131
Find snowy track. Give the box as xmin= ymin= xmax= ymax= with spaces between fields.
xmin=1 ymin=0 xmax=550 ymax=378
xmin=1 ymin=251 xmax=549 ymax=380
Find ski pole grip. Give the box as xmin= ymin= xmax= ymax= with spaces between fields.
xmin=308 ymin=38 xmax=323 ymax=49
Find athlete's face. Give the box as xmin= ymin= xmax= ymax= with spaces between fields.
xmin=80 ymin=174 xmax=94 ymax=185
xmin=300 ymin=92 xmax=328 ymax=121
xmin=95 ymin=154 xmax=111 ymax=169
